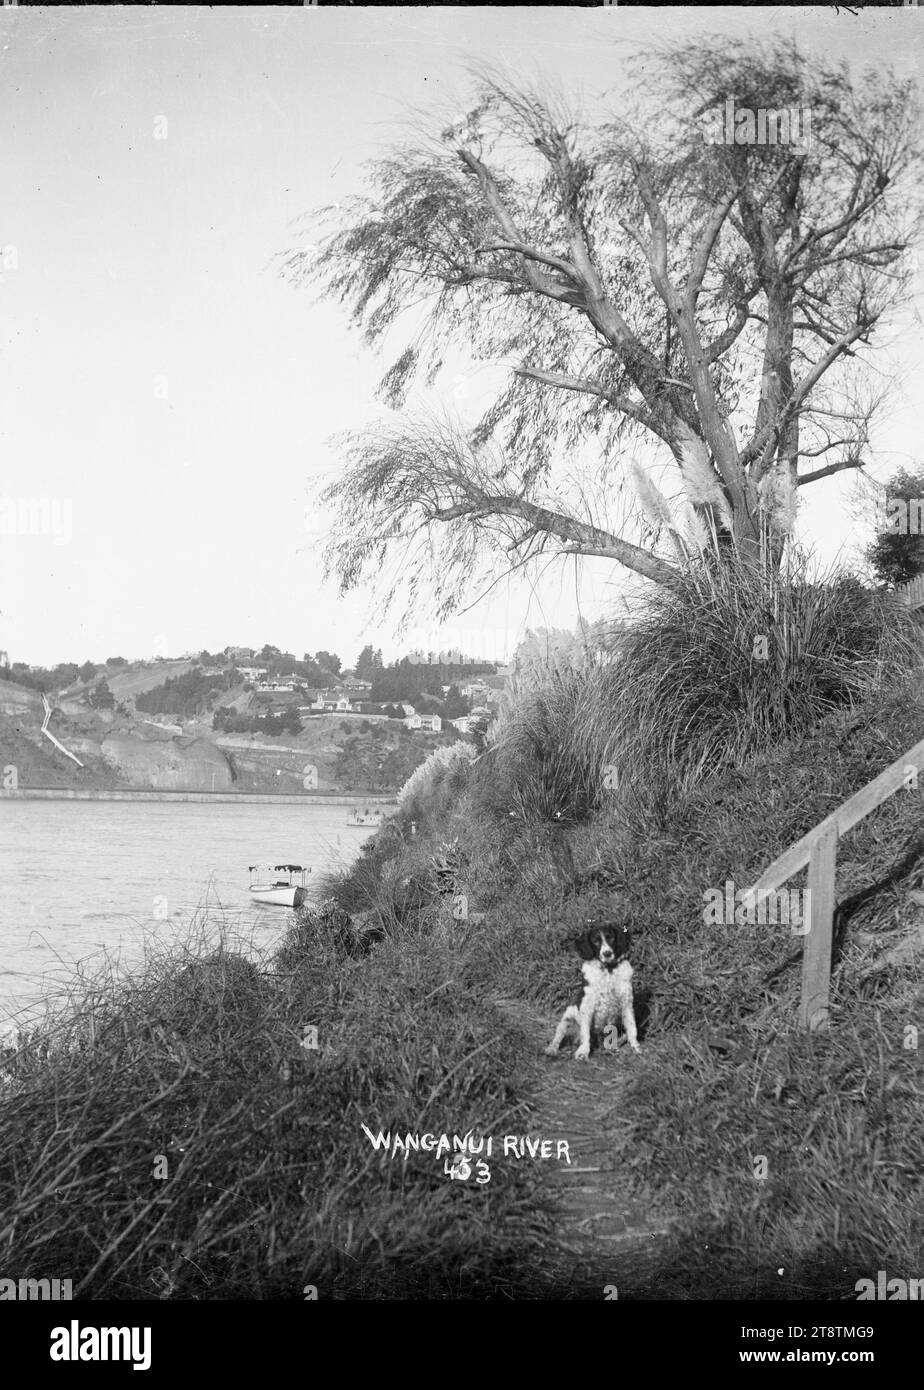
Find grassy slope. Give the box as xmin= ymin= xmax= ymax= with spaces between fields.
xmin=102 ymin=660 xmax=199 ymax=701
xmin=596 ymin=685 xmax=924 ymax=1298
xmin=1 ymin=682 xmax=922 ymax=1299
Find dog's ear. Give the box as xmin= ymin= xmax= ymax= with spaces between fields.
xmin=573 ymin=931 xmax=595 ymax=960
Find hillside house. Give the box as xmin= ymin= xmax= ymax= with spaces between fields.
xmin=308 ymin=694 xmax=354 ymax=713
xmin=305 ymin=689 xmax=350 ymax=711
xmin=405 ymin=713 xmax=442 ymax=733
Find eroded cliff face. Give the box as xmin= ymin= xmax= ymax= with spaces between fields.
xmin=97 ymin=734 xmax=234 ymax=790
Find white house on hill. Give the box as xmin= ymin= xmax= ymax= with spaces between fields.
xmin=405 ymin=713 xmax=442 ymax=733
xmin=311 ymin=693 xmax=354 ymax=712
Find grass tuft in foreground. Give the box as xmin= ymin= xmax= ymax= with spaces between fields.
xmin=0 ymin=897 xmax=556 ymax=1299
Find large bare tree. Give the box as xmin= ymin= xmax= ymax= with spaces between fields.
xmin=282 ymin=38 xmax=921 ymax=622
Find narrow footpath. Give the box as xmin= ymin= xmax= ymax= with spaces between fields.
xmin=494 ymin=995 xmax=678 ymax=1297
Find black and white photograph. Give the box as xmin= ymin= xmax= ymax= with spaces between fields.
xmin=2 ymin=1 xmax=924 ymax=1336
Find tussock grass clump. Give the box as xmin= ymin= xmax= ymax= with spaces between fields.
xmin=466 ymin=557 xmax=917 ymax=833
xmin=484 ymin=660 xmax=609 ymax=826
xmin=0 ymin=926 xmax=302 ymax=1299
xmin=0 ymin=889 xmax=555 ymax=1299
xmin=594 ymin=551 xmax=921 ymax=796
xmin=395 ymin=740 xmax=477 ymax=827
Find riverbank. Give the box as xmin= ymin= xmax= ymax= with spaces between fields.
xmin=4 ymin=589 xmax=922 ymax=1298
xmin=1 ymin=797 xmax=383 ymax=1029
xmin=0 ymin=788 xmax=396 ymax=805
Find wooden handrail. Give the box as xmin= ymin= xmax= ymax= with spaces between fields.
xmin=744 ymin=734 xmax=924 ymax=899
xmin=742 ymin=733 xmax=924 ymax=1031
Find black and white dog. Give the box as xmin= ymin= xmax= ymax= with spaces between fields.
xmin=545 ymin=922 xmax=641 ymax=1061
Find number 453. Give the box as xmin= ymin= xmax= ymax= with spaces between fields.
xmin=444 ymin=1155 xmax=491 ymax=1183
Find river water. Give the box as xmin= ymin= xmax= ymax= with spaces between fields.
xmin=0 ymin=799 xmax=377 ymax=1027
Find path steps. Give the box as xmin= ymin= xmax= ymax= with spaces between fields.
xmin=493 ymin=996 xmax=675 ymax=1289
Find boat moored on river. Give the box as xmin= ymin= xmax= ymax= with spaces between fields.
xmin=248 ymin=863 xmax=311 ymax=907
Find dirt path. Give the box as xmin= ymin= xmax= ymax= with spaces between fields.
xmin=494 ymin=996 xmax=676 ymax=1295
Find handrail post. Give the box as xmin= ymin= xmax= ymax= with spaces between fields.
xmin=800 ymin=825 xmax=837 ymax=1031
xmin=742 ymin=733 xmax=924 ymax=1033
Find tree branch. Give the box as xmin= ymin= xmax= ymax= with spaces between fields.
xmin=705 ymin=287 xmax=761 ymax=362
xmin=797 ymin=457 xmax=865 ymax=486
xmin=474 ymin=241 xmax=579 ymax=280
xmin=634 ymin=163 xmax=746 ymax=510
xmin=744 ymin=314 xmax=876 ymax=475
xmin=685 ymin=184 xmax=740 ymax=306
xmin=513 ymin=364 xmax=671 ymax=443
xmin=431 ymin=490 xmax=682 ymax=588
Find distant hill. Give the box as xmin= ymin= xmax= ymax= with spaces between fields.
xmin=1 ymin=657 xmax=472 ymax=795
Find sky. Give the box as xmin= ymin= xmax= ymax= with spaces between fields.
xmin=1 ymin=5 xmax=922 ymax=670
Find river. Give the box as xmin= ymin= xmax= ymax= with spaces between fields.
xmin=0 ymin=798 xmax=379 ymax=1027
